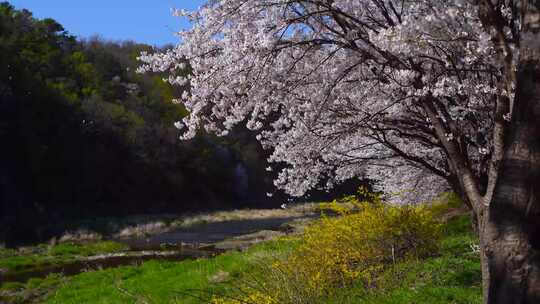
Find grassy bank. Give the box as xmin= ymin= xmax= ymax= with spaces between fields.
xmin=0 ymin=241 xmax=128 ymax=274
xmin=1 ymin=199 xmax=481 ymax=304
xmin=1 ymin=240 xmax=298 ymax=303
xmin=354 ymin=214 xmax=481 ymax=304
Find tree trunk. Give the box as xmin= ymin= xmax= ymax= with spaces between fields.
xmin=479 ymin=207 xmax=540 ymax=304
xmin=478 ymin=3 xmax=540 ymax=302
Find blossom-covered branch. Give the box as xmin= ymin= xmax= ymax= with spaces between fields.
xmin=139 ymin=0 xmax=510 ymax=206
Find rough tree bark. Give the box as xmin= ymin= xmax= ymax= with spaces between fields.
xmin=478 ymin=2 xmax=540 ymax=303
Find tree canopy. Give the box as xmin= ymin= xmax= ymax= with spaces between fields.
xmin=139 ymin=0 xmax=509 ymax=205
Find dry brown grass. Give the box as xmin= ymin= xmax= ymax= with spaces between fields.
xmin=172 ymin=203 xmax=320 ymax=228
xmin=56 ymin=203 xmax=321 ymax=242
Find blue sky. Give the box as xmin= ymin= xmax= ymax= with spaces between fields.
xmin=9 ymin=0 xmax=205 ymax=46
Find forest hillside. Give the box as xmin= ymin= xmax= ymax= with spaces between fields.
xmin=0 ymin=2 xmax=322 ymax=246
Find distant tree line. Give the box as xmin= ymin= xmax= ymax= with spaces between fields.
xmin=0 ymin=2 xmax=299 ymax=245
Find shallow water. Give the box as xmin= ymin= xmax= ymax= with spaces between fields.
xmin=118 ymin=216 xmax=305 ymax=250
xmin=1 ymin=216 xmax=308 ymax=284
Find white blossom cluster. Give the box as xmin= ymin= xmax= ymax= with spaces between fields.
xmin=139 ymin=0 xmax=515 ymax=203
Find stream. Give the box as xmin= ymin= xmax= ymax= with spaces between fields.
xmin=1 ymin=215 xmax=307 ymax=284
xmin=119 ymin=216 xmax=304 ymax=250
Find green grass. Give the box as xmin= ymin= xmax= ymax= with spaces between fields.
xmin=301 ymin=213 xmax=481 ymax=304
xmin=2 ymin=206 xmax=481 ymax=304
xmin=0 ymin=241 xmax=128 ymax=273
xmin=46 ymin=260 xmax=230 ymax=303
xmin=47 ymin=241 xmax=127 ymax=257
xmin=10 ymin=239 xmax=296 ymax=304
xmin=0 ymin=247 xmax=17 ymax=258
xmin=352 ymin=214 xmax=482 ymax=304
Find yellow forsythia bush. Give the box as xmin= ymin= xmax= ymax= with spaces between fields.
xmin=290 ymin=201 xmax=440 ymax=290
xmin=210 ymin=292 xmax=276 ymax=304
xmin=213 ymin=197 xmax=442 ymax=304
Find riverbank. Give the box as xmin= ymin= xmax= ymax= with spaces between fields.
xmin=1 ymin=199 xmax=481 ymax=304
xmin=48 ymin=203 xmax=321 ymax=243
xmin=0 ymin=204 xmax=319 ymax=283
xmin=0 ymin=228 xmax=304 ymax=303
xmin=0 ymin=205 xmax=320 ymax=303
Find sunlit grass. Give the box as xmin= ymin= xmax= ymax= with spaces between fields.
xmin=42 ymin=239 xmax=296 ymax=304
xmin=0 ymin=241 xmax=128 ymax=273
xmin=2 ymin=198 xmax=481 ymax=304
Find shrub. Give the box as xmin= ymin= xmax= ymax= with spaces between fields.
xmin=212 ymin=198 xmax=442 ymax=304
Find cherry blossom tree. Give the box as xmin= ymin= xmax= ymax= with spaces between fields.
xmin=139 ymin=1 xmax=540 ymax=302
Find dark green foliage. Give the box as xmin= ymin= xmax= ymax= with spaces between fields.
xmin=0 ymin=2 xmax=281 ymax=246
